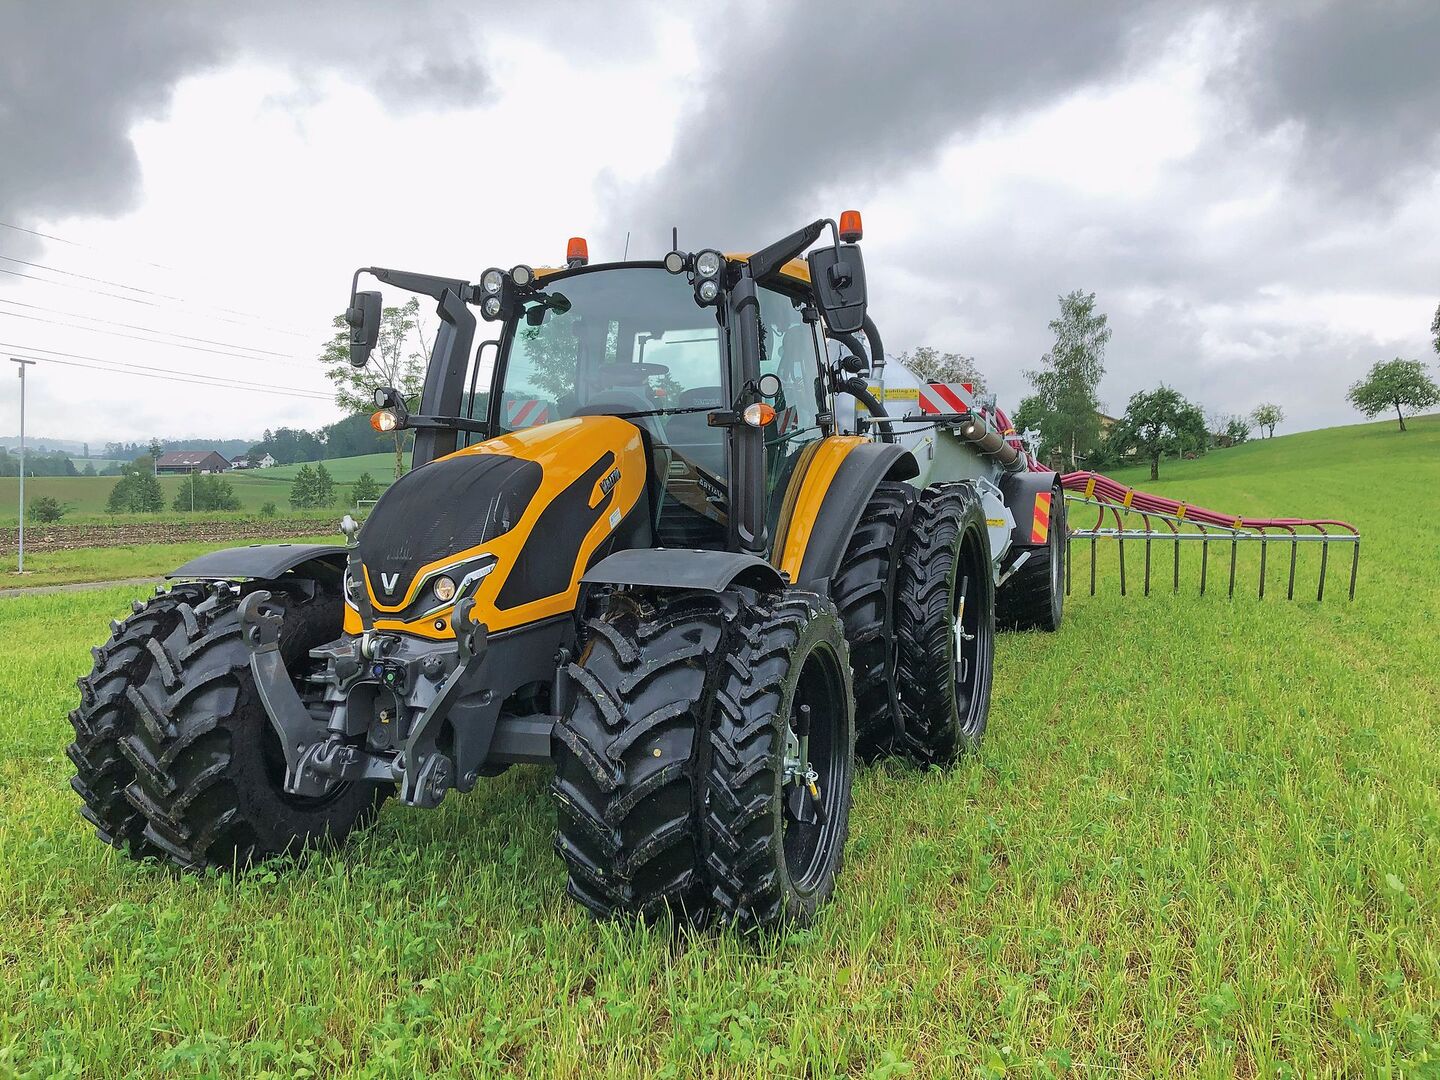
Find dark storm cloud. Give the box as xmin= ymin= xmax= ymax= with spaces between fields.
xmin=1227 ymin=0 xmax=1440 ymax=198
xmin=0 ymin=1 xmax=502 ymax=242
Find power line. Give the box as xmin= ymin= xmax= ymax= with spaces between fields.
xmin=0 ymin=264 xmax=160 ymax=307
xmin=4 ymin=347 xmax=335 ymax=402
xmin=0 ymin=340 xmax=332 ymax=397
xmin=0 ymin=297 xmax=292 ymax=357
xmin=0 ymin=252 xmax=311 ymax=336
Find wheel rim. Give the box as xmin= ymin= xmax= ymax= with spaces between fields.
xmin=1049 ymin=496 xmax=1064 ymax=617
xmin=950 ymin=527 xmax=991 ymax=738
xmin=781 ymin=643 xmax=847 ymax=891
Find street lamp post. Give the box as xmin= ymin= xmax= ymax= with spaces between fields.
xmin=12 ymin=357 xmax=37 ymax=573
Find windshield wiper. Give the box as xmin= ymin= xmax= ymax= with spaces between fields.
xmin=608 ymin=405 xmax=718 ymax=419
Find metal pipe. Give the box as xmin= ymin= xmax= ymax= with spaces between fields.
xmin=955 ymin=417 xmax=1024 ymax=471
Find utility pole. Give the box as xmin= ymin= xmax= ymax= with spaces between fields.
xmin=12 ymin=357 xmax=37 ymax=573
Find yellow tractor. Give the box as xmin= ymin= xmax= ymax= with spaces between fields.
xmin=68 ymin=213 xmax=1063 ymax=927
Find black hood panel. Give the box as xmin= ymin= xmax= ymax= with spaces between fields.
xmin=359 ymin=453 xmax=542 ymax=605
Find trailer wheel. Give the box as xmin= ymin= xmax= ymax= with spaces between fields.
xmin=117 ymin=584 xmax=386 ymax=869
xmin=703 ymin=591 xmax=855 ymax=928
xmin=68 ymin=583 xmax=210 ymax=855
xmin=894 ymin=483 xmax=995 ymax=766
xmin=551 ymin=589 xmax=728 ymax=921
xmin=831 ymin=481 xmax=911 ymax=760
xmin=997 ymin=484 xmax=1065 ymax=632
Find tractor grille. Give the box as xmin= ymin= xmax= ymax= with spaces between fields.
xmin=359 ymin=453 xmax=542 ymax=605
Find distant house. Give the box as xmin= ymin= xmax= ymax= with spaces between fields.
xmin=256 ymin=453 xmax=277 ymax=468
xmin=155 ymin=450 xmax=230 ymax=475
xmin=230 ymin=455 xmax=252 ymax=470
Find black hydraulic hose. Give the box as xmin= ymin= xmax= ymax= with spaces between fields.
xmin=831 ymin=330 xmax=869 ymax=368
xmin=861 ymin=314 xmax=885 ymax=371
xmin=843 ymin=376 xmax=896 ymax=443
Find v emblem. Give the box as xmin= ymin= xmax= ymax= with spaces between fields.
xmin=381 ymin=572 xmax=400 ymax=594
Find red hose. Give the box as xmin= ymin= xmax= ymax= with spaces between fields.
xmin=1060 ymin=471 xmax=1358 ymax=535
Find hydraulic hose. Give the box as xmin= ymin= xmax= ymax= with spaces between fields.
xmin=861 ymin=314 xmax=885 ymax=371
xmin=1060 ymin=471 xmax=1358 ymax=534
xmin=843 ymin=376 xmax=896 ymax=444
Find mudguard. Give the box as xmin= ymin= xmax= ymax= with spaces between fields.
xmin=777 ymin=439 xmax=919 ymax=590
xmin=168 ymin=543 xmax=347 ymax=581
xmin=998 ymin=470 xmax=1061 ymax=549
xmin=583 ymin=548 xmax=785 ymax=593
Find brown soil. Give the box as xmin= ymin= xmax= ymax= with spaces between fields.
xmin=0 ymin=519 xmax=338 ymax=555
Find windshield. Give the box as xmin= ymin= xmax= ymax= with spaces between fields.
xmin=495 ymin=267 xmax=724 ymax=431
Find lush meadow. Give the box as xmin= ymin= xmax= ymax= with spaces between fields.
xmin=1 ymin=416 xmax=1436 ymax=1077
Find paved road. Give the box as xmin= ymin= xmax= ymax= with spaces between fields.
xmin=0 ymin=576 xmax=165 ymax=599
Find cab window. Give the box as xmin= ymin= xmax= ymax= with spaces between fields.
xmin=756 ymin=285 xmax=827 ymax=534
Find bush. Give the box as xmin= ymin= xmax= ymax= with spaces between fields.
xmin=29 ymin=495 xmax=69 ymax=523
xmin=172 ymin=474 xmax=242 ymax=512
xmin=260 ymin=501 xmax=278 ymax=518
xmin=289 ymin=464 xmax=319 ymax=509
xmin=106 ymin=469 xmax=165 ymax=513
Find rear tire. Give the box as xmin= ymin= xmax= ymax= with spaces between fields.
xmin=831 ymin=481 xmax=911 ymax=761
xmin=702 ymin=591 xmax=855 ymax=928
xmin=893 ymin=483 xmax=995 ymax=766
xmin=996 ymin=484 xmax=1065 ymax=632
xmin=118 ymin=583 xmax=386 ymax=869
xmin=551 ymin=589 xmax=728 ymax=921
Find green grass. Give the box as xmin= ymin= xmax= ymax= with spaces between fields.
xmin=1 ymin=416 xmax=1438 ymax=1077
xmin=264 ymin=452 xmax=403 ymax=483
xmin=3 ymin=537 xmax=327 ymax=589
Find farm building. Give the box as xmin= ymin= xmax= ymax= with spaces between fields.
xmin=155 ymin=450 xmax=231 ymax=475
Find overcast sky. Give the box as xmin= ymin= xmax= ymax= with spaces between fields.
xmin=2 ymin=0 xmax=1437 ymax=446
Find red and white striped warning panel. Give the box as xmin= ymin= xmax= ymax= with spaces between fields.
xmin=774 ymin=406 xmax=799 ymax=434
xmin=505 ymin=398 xmax=551 ymax=427
xmin=917 ymin=382 xmax=975 ymax=415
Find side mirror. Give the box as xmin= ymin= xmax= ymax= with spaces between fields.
xmin=807 ymin=243 xmax=867 ymax=335
xmin=346 ymin=290 xmax=382 ymax=367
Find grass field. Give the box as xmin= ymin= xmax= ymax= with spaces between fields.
xmin=1 ymin=416 xmax=1437 ymax=1077
xmin=0 ymin=452 xmax=404 ymax=526
xmin=1 ymin=536 xmax=328 ymax=590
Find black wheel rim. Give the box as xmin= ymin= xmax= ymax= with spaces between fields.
xmin=782 ymin=643 xmax=847 ymax=891
xmin=1050 ymin=496 xmax=1064 ymax=618
xmin=951 ymin=527 xmax=991 ymax=738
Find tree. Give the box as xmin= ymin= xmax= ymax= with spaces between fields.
xmin=352 ymin=471 xmax=382 ymax=505
xmin=1223 ymin=416 xmax=1251 ymax=446
xmin=289 ymin=464 xmax=319 ymax=509
xmin=1346 ymin=358 xmax=1439 ymax=432
xmin=105 ymin=461 xmax=164 ymax=513
xmin=82 ymin=461 xmax=97 ymax=476
xmin=1108 ymin=385 xmax=1208 ymax=481
xmin=894 ymin=346 xmax=988 ymax=394
xmin=1250 ymin=402 xmax=1284 ymax=439
xmin=1018 ymin=290 xmax=1110 ymax=469
xmin=313 ymin=463 xmax=336 ymax=507
xmin=320 ymin=296 xmax=427 ymax=479
xmin=1431 ymin=301 xmax=1439 ymax=356
xmin=29 ymin=495 xmax=69 ymax=523
xmin=172 ymin=474 xmax=241 ymax=512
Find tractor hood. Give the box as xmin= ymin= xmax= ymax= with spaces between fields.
xmin=352 ymin=415 xmax=650 ymax=638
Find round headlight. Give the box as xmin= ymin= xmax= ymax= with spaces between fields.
xmin=510 ymin=264 xmax=534 ymax=287
xmin=482 ymin=295 xmax=503 ymax=319
xmin=695 ymin=250 xmax=723 ymax=278
xmin=432 ymin=575 xmax=457 ymax=603
xmin=663 ymin=251 xmax=686 ymax=274
xmin=697 ymin=279 xmax=720 ymax=303
xmin=481 ymin=268 xmax=504 ymax=295
xmin=345 ymin=573 xmax=359 ymax=601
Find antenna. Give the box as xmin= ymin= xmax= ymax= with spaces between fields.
xmin=623 ymin=231 xmax=630 ymax=260
xmin=671 ymin=227 xmax=679 ymax=253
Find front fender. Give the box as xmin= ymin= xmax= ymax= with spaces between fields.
xmin=168 ymin=542 xmax=347 ymax=582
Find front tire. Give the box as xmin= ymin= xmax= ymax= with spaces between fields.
xmin=117 ymin=583 xmax=386 ymax=869
xmin=702 ymin=591 xmax=855 ymax=928
xmin=893 ymin=483 xmax=995 ymax=766
xmin=551 ymin=589 xmax=728 ymax=921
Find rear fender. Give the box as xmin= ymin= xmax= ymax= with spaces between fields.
xmin=998 ymin=471 xmax=1061 ymax=550
xmin=583 ymin=548 xmax=784 ymax=593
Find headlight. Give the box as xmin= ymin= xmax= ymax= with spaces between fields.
xmin=743 ymin=402 xmax=776 ymax=427
xmin=510 ymin=264 xmax=534 ymax=287
xmin=697 ymin=279 xmax=720 ymax=303
xmin=663 ymin=251 xmax=686 ymax=274
xmin=695 ymin=250 xmax=723 ymax=278
xmin=370 ymin=408 xmax=400 ymax=432
xmin=480 ymin=268 xmax=505 ymax=295
xmin=482 ymin=295 xmax=503 ymax=319
xmin=432 ymin=575 xmax=457 ymax=603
